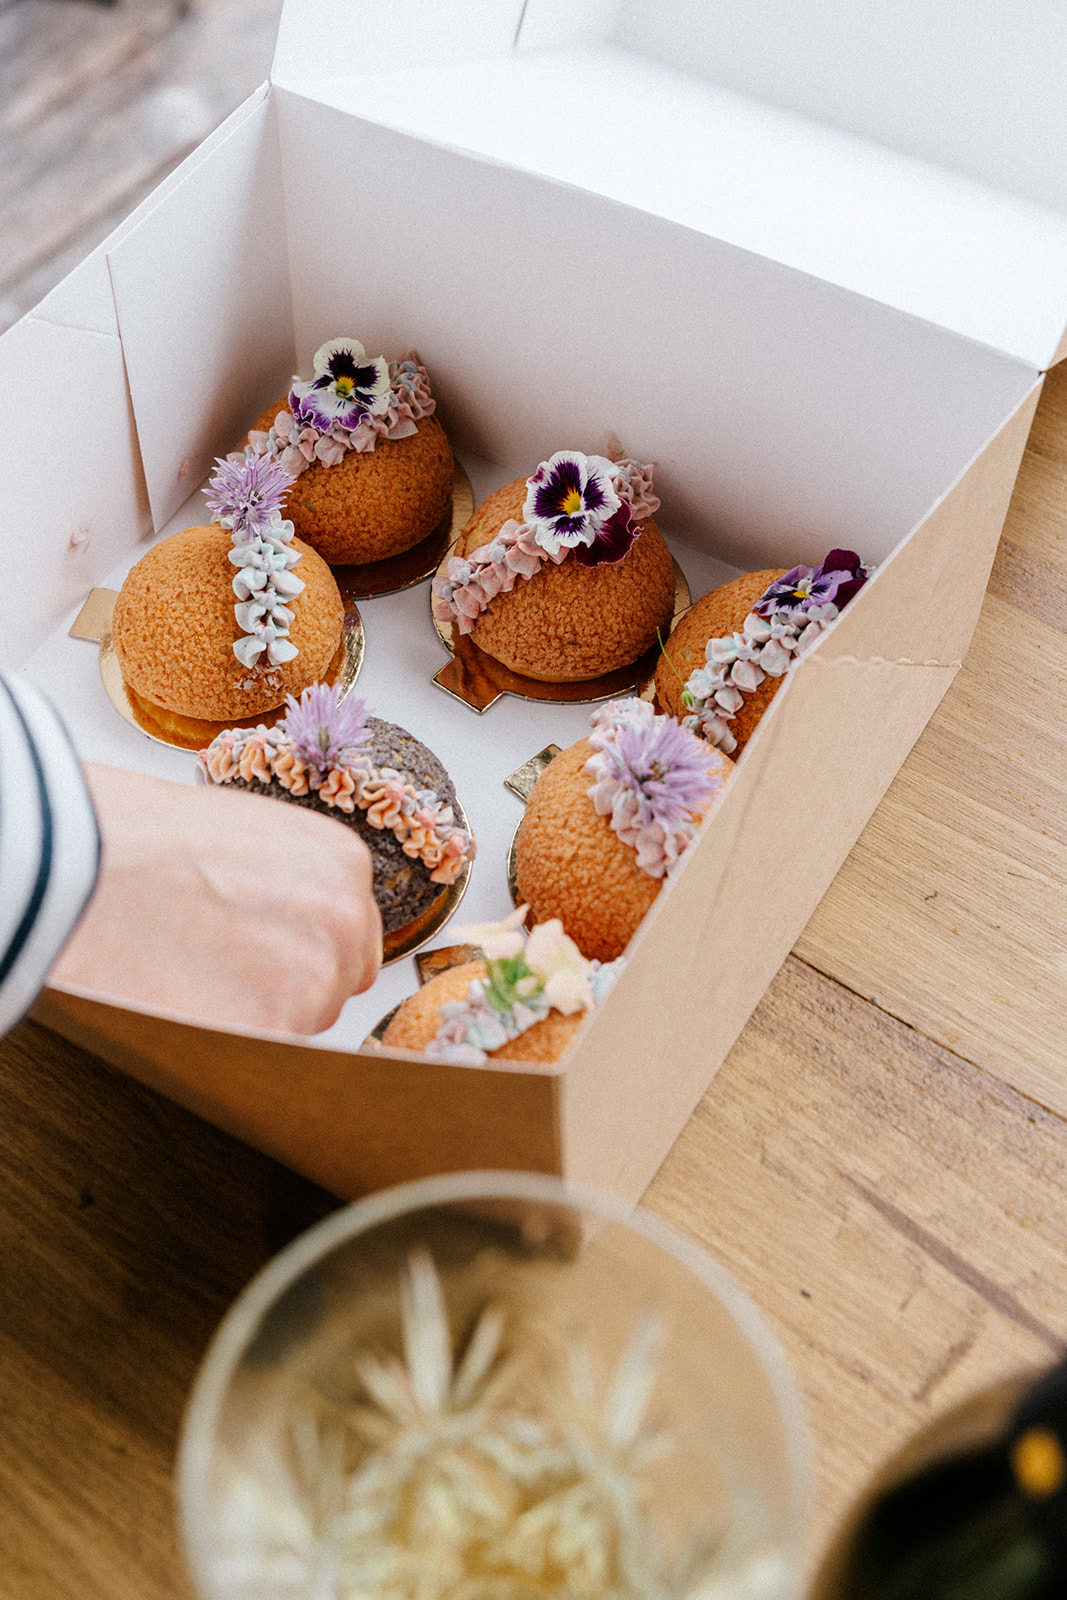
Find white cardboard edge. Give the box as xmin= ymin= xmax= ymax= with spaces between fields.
xmin=271 ymin=0 xmax=526 ymax=84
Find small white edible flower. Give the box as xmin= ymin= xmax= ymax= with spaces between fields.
xmin=524 ymin=919 xmax=594 ymax=1015
xmin=451 ymin=904 xmax=529 ymax=962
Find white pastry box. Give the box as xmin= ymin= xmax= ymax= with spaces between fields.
xmin=6 ymin=0 xmax=1066 ymax=1202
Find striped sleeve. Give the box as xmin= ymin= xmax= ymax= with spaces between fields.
xmin=0 ymin=672 xmax=101 ymax=1036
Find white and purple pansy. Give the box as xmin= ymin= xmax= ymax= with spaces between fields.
xmin=754 ymin=548 xmax=869 ymax=618
xmin=522 ymin=450 xmax=637 ymax=565
xmin=289 ymin=338 xmax=391 ymax=433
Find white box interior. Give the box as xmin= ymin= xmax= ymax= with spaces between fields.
xmin=2 ymin=0 xmax=1058 ymax=1063
xmin=271 ymin=0 xmax=1067 ymax=370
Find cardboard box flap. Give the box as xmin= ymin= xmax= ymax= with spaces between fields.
xmin=101 ymin=80 xmax=1038 ymax=565
xmin=272 ymin=0 xmax=526 ymax=83
xmin=614 ymin=0 xmax=1067 ymax=217
xmin=270 ymin=0 xmax=1067 ymax=373
xmin=0 ymin=289 xmax=149 ymax=669
xmin=275 ymin=97 xmax=1037 ymax=569
xmin=0 ymin=90 xmax=290 ymax=665
xmin=556 ymin=376 xmax=1043 ymax=1203
xmin=105 ymin=90 xmax=295 ymax=532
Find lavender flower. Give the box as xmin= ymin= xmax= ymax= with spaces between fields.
xmin=204 ymin=454 xmax=294 ymax=539
xmin=281 ymin=684 xmax=371 ymax=774
xmin=597 ymin=713 xmax=718 ymax=833
xmin=754 ymin=549 xmax=868 ymax=618
xmin=522 ymin=450 xmax=631 ymax=560
xmin=289 ymin=337 xmax=391 ymax=432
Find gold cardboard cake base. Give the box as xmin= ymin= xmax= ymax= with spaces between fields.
xmin=333 ymin=459 xmax=474 ymax=599
xmin=430 ymin=553 xmax=691 ymax=712
xmin=507 ymin=825 xmax=523 ymax=908
xmin=503 ymin=747 xmax=564 ymax=909
xmin=504 ymin=745 xmax=563 ymax=803
xmin=71 ymin=587 xmax=365 ymax=753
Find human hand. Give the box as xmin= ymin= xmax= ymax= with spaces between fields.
xmin=51 ymin=763 xmax=382 ymax=1034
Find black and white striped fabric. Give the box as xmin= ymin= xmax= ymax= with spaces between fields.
xmin=0 ymin=672 xmax=100 ymax=1035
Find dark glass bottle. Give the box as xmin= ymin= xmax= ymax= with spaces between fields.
xmin=812 ymin=1361 xmax=1067 ymax=1600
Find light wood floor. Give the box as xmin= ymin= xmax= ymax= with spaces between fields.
xmin=3 ymin=5 xmax=1067 ymax=1595
xmin=0 ymin=0 xmax=282 ymax=333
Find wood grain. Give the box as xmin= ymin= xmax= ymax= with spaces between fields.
xmin=0 ymin=0 xmax=283 ymax=332
xmin=645 ymin=955 xmax=1067 ymax=1568
xmin=0 ymin=1017 xmax=337 ymax=1600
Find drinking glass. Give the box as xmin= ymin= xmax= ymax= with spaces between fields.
xmin=179 ymin=1170 xmax=810 ymax=1600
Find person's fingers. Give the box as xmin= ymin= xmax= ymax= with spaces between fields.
xmin=56 ymin=765 xmax=384 ymax=1035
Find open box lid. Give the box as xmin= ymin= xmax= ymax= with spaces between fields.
xmin=270 ymin=0 xmax=1067 ymax=374
xmin=3 ymin=0 xmax=1048 ymax=659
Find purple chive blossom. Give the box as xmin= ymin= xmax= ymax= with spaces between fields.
xmin=754 ymin=549 xmax=868 ymax=618
xmin=281 ymin=684 xmax=371 ymax=774
xmin=600 ymin=714 xmax=718 ymax=833
xmin=204 ymin=454 xmax=294 ymax=539
xmin=289 ymin=337 xmax=391 ymax=432
xmin=522 ymin=451 xmax=623 ymax=556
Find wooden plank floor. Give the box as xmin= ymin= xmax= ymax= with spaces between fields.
xmin=0 ymin=0 xmax=283 ymax=332
xmin=3 ymin=4 xmax=1067 ymax=1594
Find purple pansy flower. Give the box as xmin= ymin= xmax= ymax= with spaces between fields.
xmin=599 ymin=713 xmax=717 ymax=833
xmin=204 ymin=454 xmax=294 ymax=539
xmin=522 ymin=451 xmax=629 ymax=561
xmin=281 ymin=683 xmax=371 ymax=775
xmin=289 ymin=338 xmax=391 ymax=433
xmin=754 ymin=549 xmax=868 ymax=618
xmin=571 ymin=501 xmax=636 ymax=567
xmin=818 ymin=549 xmax=869 ymax=609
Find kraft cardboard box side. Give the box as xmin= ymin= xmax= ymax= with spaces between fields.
xmin=4 ymin=15 xmax=1052 ymax=1200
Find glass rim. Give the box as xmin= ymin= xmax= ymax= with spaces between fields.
xmin=178 ymin=1169 xmax=813 ymax=1593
